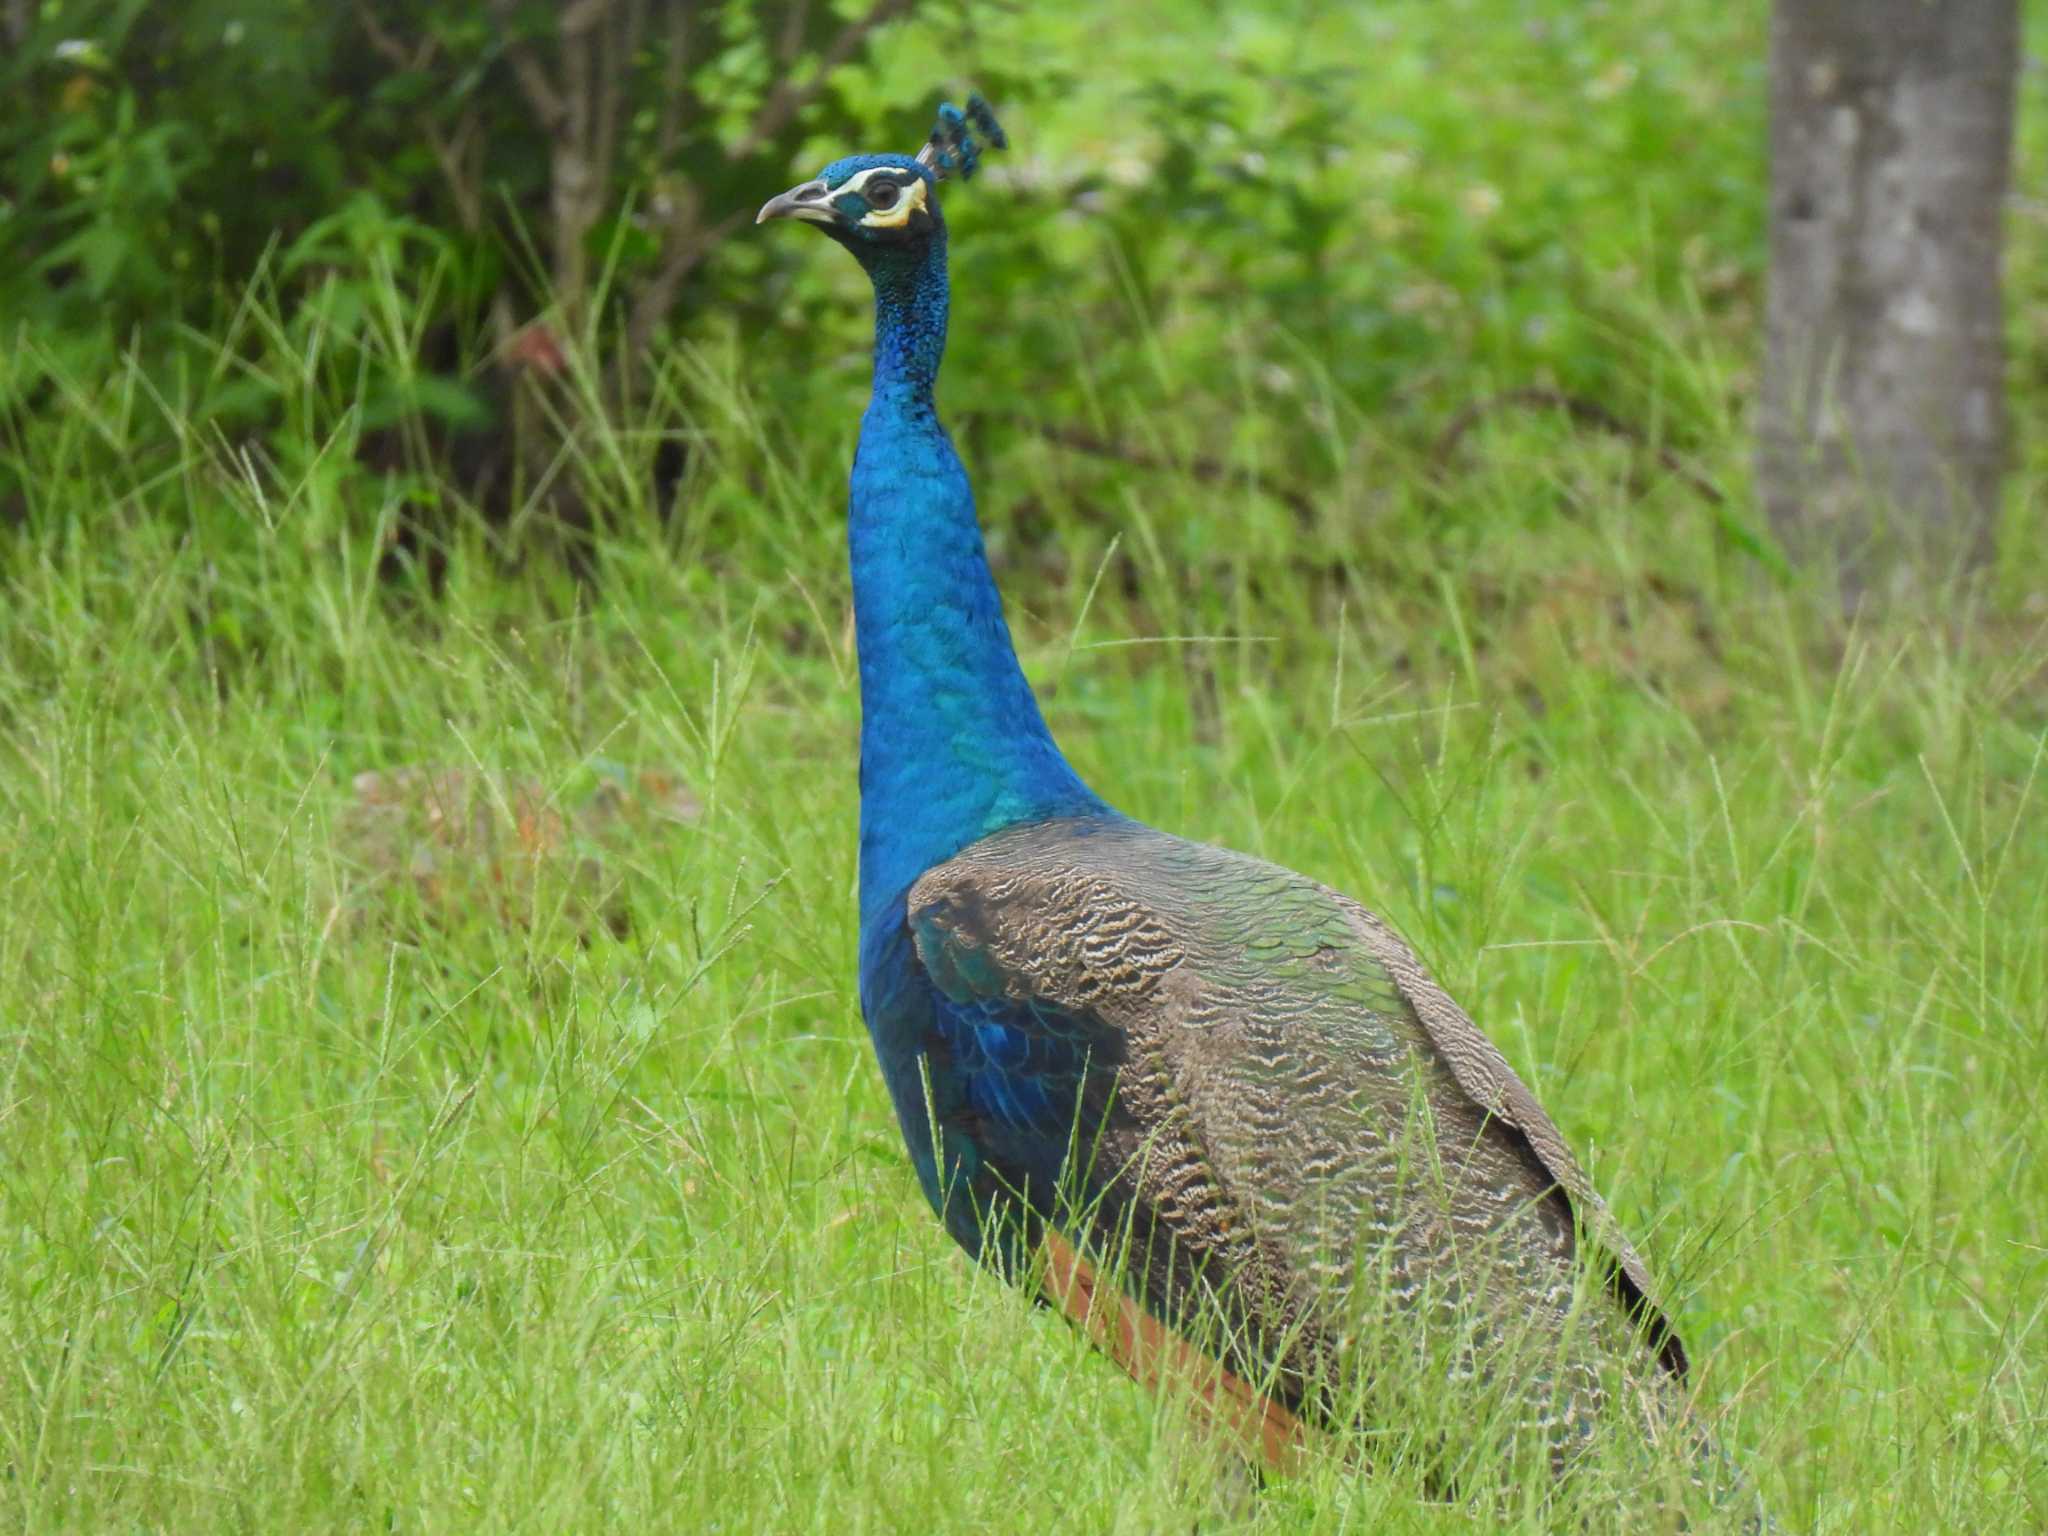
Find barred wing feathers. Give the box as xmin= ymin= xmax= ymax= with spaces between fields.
xmin=907 ymin=815 xmax=1685 ymax=1456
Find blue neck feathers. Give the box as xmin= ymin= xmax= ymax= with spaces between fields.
xmin=847 ymin=226 xmax=1108 ymax=933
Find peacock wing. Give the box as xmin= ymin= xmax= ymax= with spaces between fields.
xmin=907 ymin=816 xmax=1685 ymax=1432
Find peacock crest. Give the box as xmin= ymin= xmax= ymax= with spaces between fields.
xmin=916 ymin=94 xmax=1007 ymax=182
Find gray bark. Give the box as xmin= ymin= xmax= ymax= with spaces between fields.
xmin=1758 ymin=0 xmax=2020 ymax=598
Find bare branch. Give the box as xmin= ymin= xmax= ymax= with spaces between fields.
xmin=426 ymin=110 xmax=486 ymax=233
xmin=654 ymin=1 xmax=693 ymax=161
xmin=536 ymin=0 xmax=630 ymax=333
xmin=732 ymin=0 xmax=916 ymax=157
xmin=653 ymin=0 xmax=695 ymax=164
xmin=353 ymin=7 xmax=492 ymax=244
xmin=590 ymin=0 xmax=640 ymax=227
xmin=354 ymin=0 xmax=441 ymax=71
xmin=491 ymin=0 xmax=570 ymax=130
xmin=560 ymin=7 xmax=592 ymax=159
xmin=774 ymin=0 xmax=813 ymax=66
xmin=560 ymin=0 xmax=617 ymax=32
xmin=625 ymin=204 xmax=745 ymax=366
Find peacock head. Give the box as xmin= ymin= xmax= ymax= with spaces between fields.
xmin=756 ymin=95 xmax=1005 ymax=263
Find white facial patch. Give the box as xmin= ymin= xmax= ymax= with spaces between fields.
xmin=842 ymin=168 xmax=929 ymax=230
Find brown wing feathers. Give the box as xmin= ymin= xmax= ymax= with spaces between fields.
xmin=910 ymin=817 xmax=1689 ymax=1461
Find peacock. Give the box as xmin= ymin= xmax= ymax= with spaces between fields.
xmin=759 ymin=96 xmax=1765 ymax=1519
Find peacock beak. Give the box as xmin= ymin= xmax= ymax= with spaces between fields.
xmin=756 ymin=179 xmax=837 ymax=226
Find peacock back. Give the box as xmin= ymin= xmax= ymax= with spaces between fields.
xmin=908 ymin=815 xmax=1690 ymax=1470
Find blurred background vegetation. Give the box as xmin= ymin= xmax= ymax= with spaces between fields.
xmin=14 ymin=0 xmax=2036 ymax=602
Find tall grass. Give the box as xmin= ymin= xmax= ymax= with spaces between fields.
xmin=1 ymin=254 xmax=2042 ymax=1534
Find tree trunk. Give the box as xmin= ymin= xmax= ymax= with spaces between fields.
xmin=1758 ymin=0 xmax=2019 ymax=600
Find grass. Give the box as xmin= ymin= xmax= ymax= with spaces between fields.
xmin=2 ymin=306 xmax=2043 ymax=1533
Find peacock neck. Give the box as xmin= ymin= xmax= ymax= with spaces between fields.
xmin=848 ymin=230 xmax=1108 ymax=934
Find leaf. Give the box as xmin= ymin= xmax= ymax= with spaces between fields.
xmin=404 ymin=374 xmax=493 ymax=431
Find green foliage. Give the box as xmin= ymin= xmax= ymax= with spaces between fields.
xmin=8 ymin=0 xmax=2043 ymax=583
xmin=5 ymin=0 xmax=1778 ymax=536
xmin=3 ymin=4 xmax=348 ymax=327
xmin=0 ymin=0 xmax=968 ymax=524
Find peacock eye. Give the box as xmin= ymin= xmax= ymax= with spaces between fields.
xmin=866 ymin=179 xmax=900 ymax=211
